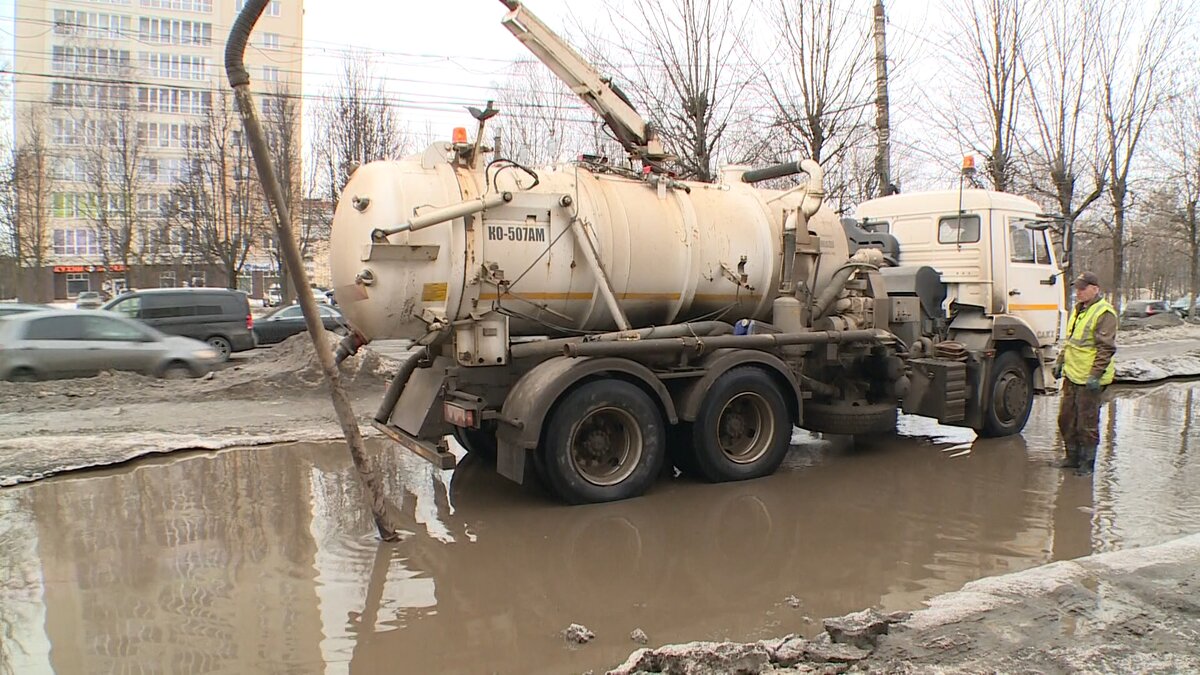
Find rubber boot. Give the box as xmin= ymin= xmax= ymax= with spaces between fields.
xmin=1056 ymin=444 xmax=1080 ymax=469
xmin=1075 ymin=445 xmax=1097 ymax=476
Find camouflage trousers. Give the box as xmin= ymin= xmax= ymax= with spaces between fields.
xmin=1058 ymin=379 xmax=1104 ymax=449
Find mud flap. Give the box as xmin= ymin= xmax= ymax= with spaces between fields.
xmin=391 ymin=355 xmax=453 ymax=439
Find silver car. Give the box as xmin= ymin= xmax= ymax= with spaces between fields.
xmin=0 ymin=310 xmax=222 ymax=381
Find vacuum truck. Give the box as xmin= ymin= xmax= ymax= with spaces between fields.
xmin=328 ymin=0 xmax=1064 ymax=504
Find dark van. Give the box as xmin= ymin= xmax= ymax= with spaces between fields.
xmin=102 ymin=288 xmax=255 ymax=360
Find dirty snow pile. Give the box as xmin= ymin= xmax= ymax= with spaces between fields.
xmin=0 ymin=331 xmax=400 ymax=487
xmin=1115 ymin=351 xmax=1200 ymax=383
xmin=0 ymin=330 xmax=393 ymax=414
xmin=605 ymin=533 xmax=1200 ymax=674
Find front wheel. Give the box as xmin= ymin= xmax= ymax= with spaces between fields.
xmin=688 ymin=368 xmax=792 ymax=482
xmin=980 ymin=350 xmax=1034 ymax=437
xmin=540 ymin=379 xmax=666 ymax=504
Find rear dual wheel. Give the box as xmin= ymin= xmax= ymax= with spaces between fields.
xmin=540 ymin=379 xmax=666 ymax=504
xmin=675 ymin=368 xmax=792 ymax=483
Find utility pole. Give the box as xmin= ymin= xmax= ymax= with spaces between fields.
xmin=873 ymin=0 xmax=892 ymax=196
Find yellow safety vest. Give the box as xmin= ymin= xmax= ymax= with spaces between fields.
xmin=1062 ymin=297 xmax=1117 ymax=386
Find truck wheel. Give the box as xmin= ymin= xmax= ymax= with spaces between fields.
xmin=451 ymin=425 xmax=497 ymax=463
xmin=980 ymin=350 xmax=1033 ymax=437
xmin=802 ymin=401 xmax=897 ymax=435
xmin=540 ymin=379 xmax=666 ymax=504
xmin=689 ymin=368 xmax=791 ymax=482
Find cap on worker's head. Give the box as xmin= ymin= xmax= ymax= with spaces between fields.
xmin=1073 ymin=271 xmax=1101 ymax=289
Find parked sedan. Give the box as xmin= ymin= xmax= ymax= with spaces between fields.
xmin=1121 ymin=300 xmax=1174 ymax=320
xmin=252 ymin=304 xmax=347 ymax=346
xmin=0 ymin=310 xmax=222 ymax=381
xmin=75 ymin=291 xmax=104 ymax=309
xmin=0 ymin=303 xmax=49 ymax=317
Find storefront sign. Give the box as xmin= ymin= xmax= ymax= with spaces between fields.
xmin=52 ymin=264 xmax=127 ymax=273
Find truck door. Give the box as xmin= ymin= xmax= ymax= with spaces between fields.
xmin=1004 ymin=218 xmax=1063 ymax=347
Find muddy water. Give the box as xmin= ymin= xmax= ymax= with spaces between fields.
xmin=2 ymin=384 xmax=1200 ymax=674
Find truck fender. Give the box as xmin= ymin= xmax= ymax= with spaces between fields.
xmin=675 ymin=349 xmax=803 ymax=425
xmin=991 ymin=314 xmax=1040 ymax=356
xmin=495 ymin=356 xmax=678 ymax=484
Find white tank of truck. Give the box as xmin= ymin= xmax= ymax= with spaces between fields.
xmin=329 ymin=154 xmax=850 ymax=342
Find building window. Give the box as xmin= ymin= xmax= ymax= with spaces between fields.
xmin=141 ymin=0 xmax=212 ymax=12
xmin=53 ymin=10 xmax=131 ymax=39
xmin=141 ymin=52 xmax=209 ymax=81
xmin=138 ymin=17 xmax=212 ymax=46
xmin=237 ymin=0 xmax=279 ymax=16
xmin=52 ymin=46 xmax=131 ymax=75
xmin=262 ymin=65 xmax=280 ymax=82
xmin=53 ymin=229 xmax=102 ymax=256
xmin=160 ymin=271 xmax=176 ymax=288
xmin=137 ymin=87 xmax=212 ymax=115
xmin=66 ymin=273 xmax=92 ymax=297
xmin=261 ymin=33 xmax=280 ymax=50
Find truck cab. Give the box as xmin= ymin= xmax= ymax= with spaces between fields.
xmin=854 ymin=189 xmax=1065 ymax=392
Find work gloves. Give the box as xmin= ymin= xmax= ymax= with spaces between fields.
xmin=1086 ymin=375 xmax=1101 ymax=391
xmin=1052 ymin=362 xmax=1063 ymax=379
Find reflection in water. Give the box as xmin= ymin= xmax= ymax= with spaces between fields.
xmin=1 ymin=383 xmax=1199 ymax=674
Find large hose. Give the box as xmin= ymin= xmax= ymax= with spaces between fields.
xmin=509 ymin=321 xmax=733 ymax=359
xmin=812 ymin=249 xmax=885 ymax=321
xmin=561 ymin=329 xmax=881 ymax=358
xmin=226 ymin=0 xmax=401 ymax=541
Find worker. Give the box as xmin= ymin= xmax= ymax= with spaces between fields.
xmin=1053 ymin=271 xmax=1117 ymax=475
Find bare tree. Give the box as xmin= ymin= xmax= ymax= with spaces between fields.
xmin=1095 ymin=0 xmax=1182 ymax=304
xmin=264 ymin=85 xmax=303 ymax=303
xmin=495 ymin=58 xmax=583 ymax=166
xmin=759 ymin=0 xmax=876 ymax=205
xmin=938 ymin=0 xmax=1026 ymax=192
xmin=12 ymin=106 xmax=56 ymax=302
xmin=79 ymin=88 xmax=145 ymax=293
xmin=1162 ymin=94 xmax=1200 ymax=310
xmin=1018 ymin=0 xmax=1104 ymax=294
xmin=312 ymin=54 xmax=409 ymax=210
xmin=594 ymin=0 xmax=752 ymax=181
xmin=168 ymin=90 xmax=266 ymax=289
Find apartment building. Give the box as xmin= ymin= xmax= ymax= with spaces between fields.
xmin=12 ymin=0 xmax=303 ymax=301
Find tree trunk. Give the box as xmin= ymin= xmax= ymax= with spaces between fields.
xmin=1112 ymin=196 xmax=1126 ymax=307
xmin=1190 ymin=201 xmax=1199 ymax=321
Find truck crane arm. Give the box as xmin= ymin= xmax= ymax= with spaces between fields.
xmin=498 ymin=0 xmax=669 ymax=167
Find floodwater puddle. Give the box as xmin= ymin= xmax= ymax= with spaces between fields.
xmin=2 ymin=383 xmax=1199 ymax=674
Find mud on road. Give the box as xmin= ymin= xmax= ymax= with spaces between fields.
xmin=0 ymin=331 xmax=391 ymax=486
xmin=2 ymin=381 xmax=1200 ymax=673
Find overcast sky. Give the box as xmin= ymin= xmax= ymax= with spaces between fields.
xmin=0 ymin=0 xmax=944 ymax=181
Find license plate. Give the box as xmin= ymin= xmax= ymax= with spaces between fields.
xmin=443 ymin=401 xmax=477 ymax=428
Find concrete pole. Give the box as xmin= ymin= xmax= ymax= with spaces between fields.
xmin=874 ymin=0 xmax=892 ymax=197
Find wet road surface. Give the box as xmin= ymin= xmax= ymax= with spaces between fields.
xmin=2 ymin=382 xmax=1199 ymax=674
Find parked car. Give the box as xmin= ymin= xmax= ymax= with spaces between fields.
xmin=102 ymin=288 xmax=256 ymax=361
xmin=310 ymin=287 xmax=331 ymax=305
xmin=1121 ymin=300 xmax=1174 ymax=320
xmin=265 ymin=285 xmax=283 ymax=307
xmin=75 ymin=291 xmax=104 ymax=309
xmin=0 ymin=303 xmax=50 ymax=317
xmin=0 ymin=310 xmax=221 ymax=381
xmin=1172 ymin=296 xmax=1199 ymax=319
xmin=325 ymin=288 xmax=338 ymax=306
xmin=253 ymin=303 xmax=348 ymax=345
